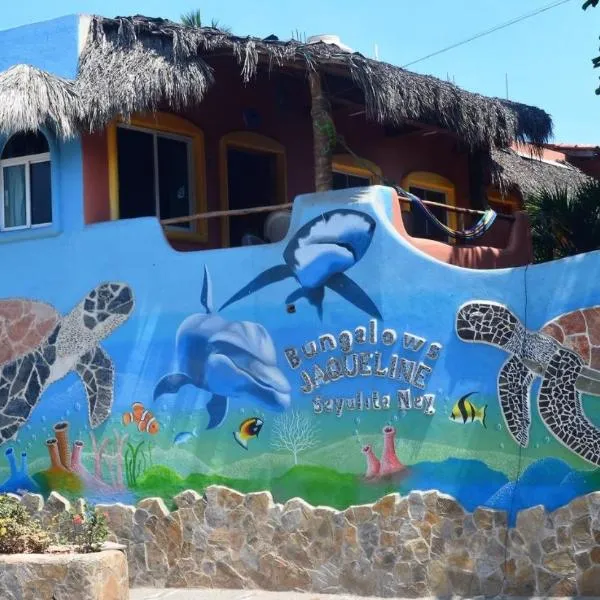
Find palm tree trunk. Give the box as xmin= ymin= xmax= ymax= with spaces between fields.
xmin=309 ymin=70 xmax=334 ymax=192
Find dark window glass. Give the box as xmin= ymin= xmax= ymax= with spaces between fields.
xmin=489 ymin=199 xmax=515 ymax=215
xmin=2 ymin=132 xmax=49 ymax=159
xmin=157 ymin=137 xmax=190 ymax=228
xmin=30 ymin=161 xmax=52 ymax=225
xmin=227 ymin=148 xmax=277 ymax=247
xmin=409 ymin=186 xmax=448 ymax=242
xmin=117 ymin=127 xmax=155 ymax=219
xmin=332 ymin=171 xmax=370 ymax=190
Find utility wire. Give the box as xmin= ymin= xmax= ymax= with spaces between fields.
xmin=403 ymin=0 xmax=575 ymax=68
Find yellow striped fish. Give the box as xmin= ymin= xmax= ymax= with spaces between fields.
xmin=449 ymin=392 xmax=487 ymax=428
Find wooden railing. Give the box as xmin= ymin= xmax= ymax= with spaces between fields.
xmin=160 ymin=196 xmax=515 ymax=227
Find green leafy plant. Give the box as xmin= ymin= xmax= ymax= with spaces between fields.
xmin=57 ymin=503 xmax=109 ymax=553
xmin=125 ymin=440 xmax=150 ymax=487
xmin=0 ymin=494 xmax=51 ymax=553
xmin=525 ymin=180 xmax=600 ymax=262
xmin=181 ymin=9 xmax=231 ymax=32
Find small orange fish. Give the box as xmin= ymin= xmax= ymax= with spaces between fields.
xmin=122 ymin=402 xmax=159 ymax=435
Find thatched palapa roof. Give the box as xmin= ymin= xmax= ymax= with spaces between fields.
xmin=492 ymin=148 xmax=591 ymax=197
xmin=0 ymin=65 xmax=83 ymax=139
xmin=0 ymin=14 xmax=552 ymax=150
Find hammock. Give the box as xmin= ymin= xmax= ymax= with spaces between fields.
xmin=395 ymin=186 xmax=497 ymax=242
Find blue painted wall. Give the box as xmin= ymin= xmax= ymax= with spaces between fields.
xmin=0 ymin=15 xmax=80 ymax=77
xmin=0 ymin=186 xmax=597 ymax=524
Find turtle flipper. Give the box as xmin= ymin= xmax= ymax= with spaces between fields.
xmin=0 ymin=347 xmax=54 ymax=444
xmin=153 ymin=373 xmax=193 ymax=402
xmin=206 ymin=394 xmax=228 ymax=429
xmin=75 ymin=346 xmax=114 ymax=429
xmin=498 ymin=355 xmax=534 ymax=448
xmin=539 ymin=348 xmax=600 ymax=466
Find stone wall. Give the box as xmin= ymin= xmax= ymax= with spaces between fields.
xmin=15 ymin=488 xmax=600 ymax=597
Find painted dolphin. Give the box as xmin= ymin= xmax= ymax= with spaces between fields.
xmin=154 ymin=267 xmax=291 ymax=429
xmin=219 ymin=209 xmax=381 ymax=319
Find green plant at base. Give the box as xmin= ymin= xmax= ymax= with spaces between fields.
xmin=57 ymin=502 xmax=109 ymax=553
xmin=125 ymin=440 xmax=148 ymax=487
xmin=0 ymin=494 xmax=51 ymax=553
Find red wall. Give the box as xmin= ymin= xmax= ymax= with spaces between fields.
xmin=82 ymin=58 xmax=512 ymax=251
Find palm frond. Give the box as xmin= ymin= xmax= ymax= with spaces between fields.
xmin=181 ymin=10 xmax=202 ymax=28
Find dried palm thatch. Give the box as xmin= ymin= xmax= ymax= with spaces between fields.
xmin=0 ymin=65 xmax=83 ymax=139
xmin=75 ymin=15 xmax=552 ymax=149
xmin=491 ymin=148 xmax=590 ymax=197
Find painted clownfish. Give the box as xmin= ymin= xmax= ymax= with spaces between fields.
xmin=122 ymin=402 xmax=160 ymax=435
xmin=233 ymin=417 xmax=264 ymax=450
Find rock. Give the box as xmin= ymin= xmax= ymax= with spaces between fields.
xmin=428 ymin=559 xmax=451 ymax=595
xmin=571 ymin=515 xmax=592 ymax=547
xmin=579 ymin=564 xmax=600 ymax=595
xmin=204 ymin=485 xmax=244 ymax=510
xmin=0 ymin=549 xmax=128 ymax=600
xmin=173 ymin=489 xmax=202 ymax=509
xmin=137 ymin=497 xmax=170 ymax=519
xmin=45 ymin=491 xmax=71 ymax=514
xmin=357 ymin=522 xmax=379 ymax=558
xmin=473 ymin=508 xmax=495 ymax=530
xmin=536 ymin=567 xmax=560 ymax=593
xmin=591 ymin=547 xmax=600 ymax=564
xmin=372 ymin=493 xmax=399 ymax=518
xmin=281 ymin=509 xmax=306 ymax=532
xmin=436 ymin=495 xmax=465 ymax=519
xmin=543 ymin=550 xmax=576 ymax=576
xmin=516 ymin=505 xmax=546 ymax=540
xmin=549 ymin=577 xmax=577 ymax=596
xmin=20 ymin=492 xmax=44 ymax=514
xmin=504 ymin=560 xmax=535 ymax=596
xmin=244 ymin=491 xmax=273 ymax=518
xmin=408 ymin=492 xmax=426 ymax=520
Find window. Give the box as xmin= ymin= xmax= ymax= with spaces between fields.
xmin=402 ymin=172 xmax=457 ymax=244
xmin=408 ymin=186 xmax=449 ymax=242
xmin=487 ymin=187 xmax=521 ymax=215
xmin=108 ymin=113 xmax=207 ymax=241
xmin=332 ymin=154 xmax=381 ymax=190
xmin=0 ymin=132 xmax=52 ymax=231
xmin=116 ymin=126 xmax=192 ymax=226
xmin=220 ymin=132 xmax=287 ymax=248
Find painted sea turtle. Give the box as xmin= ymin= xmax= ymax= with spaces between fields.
xmin=0 ymin=283 xmax=134 ymax=444
xmin=456 ymin=301 xmax=600 ymax=466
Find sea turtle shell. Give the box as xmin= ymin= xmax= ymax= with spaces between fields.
xmin=541 ymin=307 xmax=600 ymax=370
xmin=0 ymin=299 xmax=60 ymax=365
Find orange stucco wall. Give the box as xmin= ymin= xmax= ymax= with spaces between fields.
xmin=82 ymin=58 xmax=515 ymax=253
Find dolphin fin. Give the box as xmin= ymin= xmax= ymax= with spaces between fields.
xmin=201 ymin=265 xmax=214 ymax=314
xmin=206 ymin=394 xmax=229 ymax=429
xmin=219 ymin=265 xmax=292 ymax=311
xmin=325 ymin=273 xmax=382 ymax=320
xmin=153 ymin=373 xmax=193 ymax=402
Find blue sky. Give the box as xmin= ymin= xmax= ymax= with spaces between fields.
xmin=2 ymin=0 xmax=599 ymax=143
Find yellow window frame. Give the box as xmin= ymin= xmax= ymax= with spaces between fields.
xmin=107 ymin=112 xmax=208 ymax=242
xmin=332 ymin=154 xmax=382 ymax=185
xmin=219 ymin=131 xmax=287 ymax=248
xmin=401 ymin=171 xmax=458 ymax=232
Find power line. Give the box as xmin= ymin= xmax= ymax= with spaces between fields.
xmin=403 ymin=0 xmax=575 ymax=68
